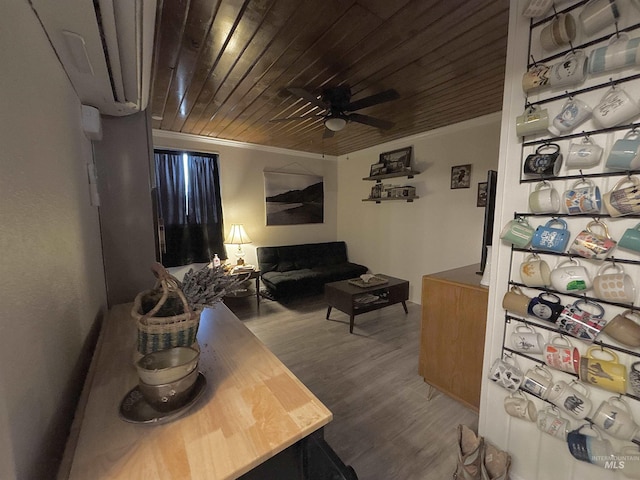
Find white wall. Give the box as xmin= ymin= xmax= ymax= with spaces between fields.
xmin=153 ymin=131 xmax=339 ymax=267
xmin=336 ymin=113 xmax=501 ymax=303
xmin=480 ymin=2 xmax=640 ymax=479
xmin=0 ymin=2 xmax=107 ymax=479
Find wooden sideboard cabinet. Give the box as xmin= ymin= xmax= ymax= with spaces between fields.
xmin=419 ymin=264 xmax=488 ymax=411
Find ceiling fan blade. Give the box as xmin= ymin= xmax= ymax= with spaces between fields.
xmin=348 ymin=113 xmax=395 ymax=130
xmin=322 ymin=128 xmax=335 ymax=139
xmin=346 ymin=89 xmax=400 ymax=112
xmin=287 ymin=87 xmax=327 ymax=109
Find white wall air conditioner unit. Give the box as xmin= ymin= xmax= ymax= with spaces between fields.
xmin=30 ymin=0 xmax=157 ymax=117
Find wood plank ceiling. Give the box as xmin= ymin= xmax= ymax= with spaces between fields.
xmin=150 ymin=0 xmax=509 ymax=156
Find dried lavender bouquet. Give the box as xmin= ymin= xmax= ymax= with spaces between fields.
xmin=181 ymin=263 xmax=245 ymax=311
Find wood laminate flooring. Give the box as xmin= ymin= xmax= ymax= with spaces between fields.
xmin=225 ymin=293 xmax=479 ymax=480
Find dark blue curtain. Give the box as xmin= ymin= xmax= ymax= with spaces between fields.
xmin=154 ymin=150 xmax=225 ymax=267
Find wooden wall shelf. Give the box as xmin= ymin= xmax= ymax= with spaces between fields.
xmin=362 ymin=196 xmax=418 ymax=203
xmin=363 ymin=170 xmax=420 ymax=182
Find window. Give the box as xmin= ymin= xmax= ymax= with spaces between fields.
xmin=153 ymin=150 xmax=225 ymax=267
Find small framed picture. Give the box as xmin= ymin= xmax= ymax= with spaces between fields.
xmin=477 ymin=182 xmax=488 ymax=207
xmin=369 ymin=162 xmax=386 ymax=177
xmin=451 ymin=164 xmax=471 ymax=189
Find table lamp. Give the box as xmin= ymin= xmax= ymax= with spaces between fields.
xmin=225 ymin=224 xmax=252 ymax=265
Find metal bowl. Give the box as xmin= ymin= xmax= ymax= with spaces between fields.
xmin=136 ymin=346 xmax=200 ymax=385
xmin=138 ymin=368 xmax=199 ymax=412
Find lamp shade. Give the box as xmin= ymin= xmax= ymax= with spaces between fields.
xmin=225 ymin=224 xmax=252 ymax=245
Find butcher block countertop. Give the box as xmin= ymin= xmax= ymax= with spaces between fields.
xmin=63 ymin=302 xmax=332 ymax=480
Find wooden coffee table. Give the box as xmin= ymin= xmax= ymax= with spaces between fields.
xmin=324 ymin=274 xmax=409 ymax=333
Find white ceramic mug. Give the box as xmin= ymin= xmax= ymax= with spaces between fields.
xmin=579 ymin=0 xmax=620 ymax=36
xmin=548 ymin=51 xmax=588 ymax=89
xmin=522 ymin=0 xmax=553 ymax=18
xmin=593 ymin=86 xmax=640 ymax=128
xmin=548 ymin=97 xmax=592 ymax=136
xmin=619 ymin=445 xmax=640 ymax=479
xmin=548 ymin=380 xmax=592 ymax=419
xmin=540 ymin=13 xmax=577 ymax=51
xmin=504 ymin=390 xmax=538 ymax=422
xmin=589 ymin=33 xmax=640 ymax=75
xmin=488 ymin=356 xmax=524 ymax=392
xmin=537 ymin=405 xmax=570 ymax=440
xmin=592 ymin=397 xmax=639 ymax=441
xmin=529 ymin=181 xmax=560 ymax=214
xmin=566 ymin=137 xmax=603 ymax=169
xmin=603 ymin=176 xmax=640 ymax=217
xmin=516 ymin=105 xmax=549 ymax=137
xmin=521 ymin=365 xmax=554 ymax=399
xmin=520 ymin=252 xmax=551 ymax=287
xmin=593 ymin=263 xmax=636 ymax=304
xmin=602 ymin=310 xmax=640 ymax=347
xmin=544 ymin=335 xmax=580 ymax=374
xmin=550 ymin=258 xmax=592 ymax=293
xmin=510 ymin=324 xmax=545 ymax=354
xmin=567 ymin=424 xmax=615 ymax=467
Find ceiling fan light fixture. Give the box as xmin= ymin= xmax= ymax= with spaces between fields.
xmin=324 ymin=116 xmax=347 ymax=131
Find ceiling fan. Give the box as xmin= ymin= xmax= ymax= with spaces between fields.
xmin=271 ymin=85 xmax=400 ymax=138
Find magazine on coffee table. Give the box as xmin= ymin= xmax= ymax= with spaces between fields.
xmin=348 ymin=276 xmax=389 ymax=288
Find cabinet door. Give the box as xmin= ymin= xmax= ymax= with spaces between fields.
xmin=419 ymin=277 xmax=488 ymax=411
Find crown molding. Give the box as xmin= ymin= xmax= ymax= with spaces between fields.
xmin=152 ymin=129 xmax=337 ymax=161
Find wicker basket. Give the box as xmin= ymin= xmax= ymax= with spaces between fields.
xmin=131 ymin=264 xmax=202 ymax=355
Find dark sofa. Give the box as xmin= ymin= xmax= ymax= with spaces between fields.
xmin=257 ymin=241 xmax=368 ymax=299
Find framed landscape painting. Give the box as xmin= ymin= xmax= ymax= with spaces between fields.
xmin=264 ymin=172 xmax=324 ymax=225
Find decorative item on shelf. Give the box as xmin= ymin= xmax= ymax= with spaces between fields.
xmin=523 ymin=143 xmax=562 ymax=177
xmin=531 ymin=218 xmax=571 ymax=253
xmin=516 ymin=104 xmax=549 ymax=137
xmin=225 ymin=224 xmax=252 ymax=265
xmin=568 ymin=219 xmax=616 ymax=260
xmin=379 ymin=146 xmax=412 ymax=174
xmin=131 ymin=262 xmax=244 ymax=355
xmin=605 ymin=131 xmax=640 ymax=171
